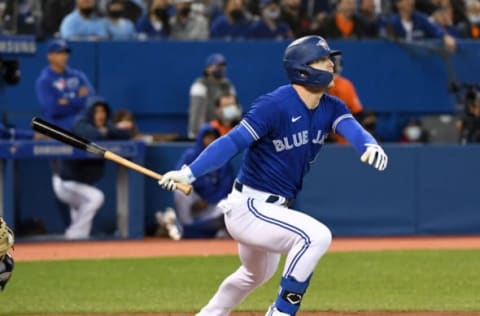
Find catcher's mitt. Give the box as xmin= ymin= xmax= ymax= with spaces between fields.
xmin=0 ymin=217 xmax=14 ymax=291
xmin=0 ymin=217 xmax=14 ymax=259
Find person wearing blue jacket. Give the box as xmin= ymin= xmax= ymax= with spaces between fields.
xmin=35 ymin=39 xmax=95 ymax=131
xmin=53 ymin=96 xmax=133 ymax=239
xmin=161 ymin=124 xmax=233 ymax=239
xmin=388 ymin=0 xmax=456 ymax=52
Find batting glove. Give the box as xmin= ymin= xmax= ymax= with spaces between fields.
xmin=360 ymin=144 xmax=388 ymax=171
xmin=158 ymin=166 xmax=196 ymax=191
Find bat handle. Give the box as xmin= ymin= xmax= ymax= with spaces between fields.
xmin=103 ymin=151 xmax=192 ymax=195
xmin=174 ymin=182 xmax=193 ymax=195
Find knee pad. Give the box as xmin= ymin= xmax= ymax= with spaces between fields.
xmin=274 ymin=274 xmax=311 ymax=315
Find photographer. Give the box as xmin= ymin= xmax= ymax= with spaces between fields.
xmin=458 ymin=90 xmax=480 ymax=144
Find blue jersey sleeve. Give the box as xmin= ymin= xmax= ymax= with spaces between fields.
xmin=189 ymin=124 xmax=254 ymax=178
xmin=336 ymin=118 xmax=377 ymax=154
xmin=239 ymin=96 xmax=273 ymax=141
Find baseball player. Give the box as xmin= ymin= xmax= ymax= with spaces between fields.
xmin=159 ymin=35 xmax=388 ymax=316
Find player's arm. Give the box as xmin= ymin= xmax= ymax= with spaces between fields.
xmin=335 ymin=117 xmax=388 ymax=171
xmin=159 ymin=124 xmax=254 ymax=190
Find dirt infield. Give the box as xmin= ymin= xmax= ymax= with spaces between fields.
xmin=16 ymin=236 xmax=480 ymax=316
xmin=15 ymin=235 xmax=480 ymax=261
xmin=26 ymin=312 xmax=480 ymax=316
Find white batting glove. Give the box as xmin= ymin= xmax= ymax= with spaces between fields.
xmin=158 ymin=166 xmax=196 ymax=191
xmin=360 ymin=144 xmax=388 ymax=171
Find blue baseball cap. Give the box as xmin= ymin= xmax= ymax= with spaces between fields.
xmin=205 ymin=53 xmax=226 ymax=68
xmin=260 ymin=0 xmax=277 ymax=8
xmin=47 ymin=39 xmax=71 ymax=54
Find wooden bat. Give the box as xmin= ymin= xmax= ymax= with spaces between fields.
xmin=30 ymin=117 xmax=192 ymax=195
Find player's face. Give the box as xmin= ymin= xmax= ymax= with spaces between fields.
xmin=93 ymin=105 xmax=108 ymax=127
xmin=47 ymin=51 xmax=69 ymax=69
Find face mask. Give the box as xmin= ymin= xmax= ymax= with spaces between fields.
xmin=222 ymin=104 xmax=241 ymax=121
xmin=264 ymin=8 xmax=280 ymax=20
xmin=212 ymin=67 xmax=225 ymax=79
xmin=468 ymin=15 xmax=480 ymax=25
xmin=179 ymin=7 xmax=191 ymax=17
xmin=79 ymin=7 xmax=95 ymax=17
xmin=108 ymin=10 xmax=123 ymax=19
xmin=230 ymin=9 xmax=245 ymax=22
xmin=154 ymin=8 xmax=168 ymax=20
xmin=405 ymin=126 xmax=421 ymax=141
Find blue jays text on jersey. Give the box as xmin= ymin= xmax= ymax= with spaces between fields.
xmin=236 ymin=85 xmax=353 ymax=198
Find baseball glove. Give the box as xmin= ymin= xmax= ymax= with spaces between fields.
xmin=0 ymin=217 xmax=14 ymax=259
xmin=0 ymin=217 xmax=14 ymax=291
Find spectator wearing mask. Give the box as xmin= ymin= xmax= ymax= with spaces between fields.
xmin=188 ymin=53 xmax=236 ymax=139
xmin=458 ymin=0 xmax=480 ymax=39
xmin=97 ymin=0 xmax=145 ymax=22
xmin=59 ymin=0 xmax=108 ymax=40
xmin=358 ymin=0 xmax=388 ymax=37
xmin=320 ymin=0 xmax=367 ymax=39
xmin=210 ymin=92 xmax=242 ymax=136
xmin=53 ymin=96 xmax=133 ymax=239
xmin=430 ymin=3 xmax=461 ymax=37
xmin=210 ymin=0 xmax=251 ymax=39
xmin=388 ymin=0 xmax=456 ymax=52
xmin=104 ymin=0 xmax=137 ymax=39
xmin=135 ymin=0 xmax=171 ymax=39
xmin=170 ymin=0 xmax=209 ymax=40
xmin=245 ymin=0 xmax=293 ymax=39
xmin=280 ymin=0 xmax=311 ymax=38
xmin=400 ymin=119 xmax=430 ymax=143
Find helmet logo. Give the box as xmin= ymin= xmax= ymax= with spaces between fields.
xmin=316 ymin=39 xmax=329 ymax=50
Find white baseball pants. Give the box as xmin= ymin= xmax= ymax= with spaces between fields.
xmin=52 ymin=174 xmax=104 ymax=239
xmin=196 ymin=185 xmax=332 ymax=316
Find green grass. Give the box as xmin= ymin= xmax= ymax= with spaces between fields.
xmin=1 ymin=249 xmax=480 ymax=315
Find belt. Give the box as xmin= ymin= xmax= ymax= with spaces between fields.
xmin=234 ymin=181 xmax=293 ymax=208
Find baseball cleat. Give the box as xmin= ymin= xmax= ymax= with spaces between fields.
xmin=265 ymin=305 xmax=290 ymax=316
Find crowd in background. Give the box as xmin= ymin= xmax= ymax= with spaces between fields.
xmin=0 ymin=0 xmax=479 ymax=41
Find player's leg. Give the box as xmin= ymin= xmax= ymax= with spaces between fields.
xmin=196 ymin=243 xmax=281 ymax=316
xmin=226 ymin=198 xmax=332 ymax=315
xmin=58 ymin=180 xmax=104 ymax=239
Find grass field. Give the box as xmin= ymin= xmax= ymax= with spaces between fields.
xmin=2 ymin=249 xmax=480 ymax=315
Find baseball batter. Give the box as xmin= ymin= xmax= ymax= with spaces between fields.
xmin=159 ymin=35 xmax=388 ymax=316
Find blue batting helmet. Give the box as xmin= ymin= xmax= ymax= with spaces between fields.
xmin=283 ymin=35 xmax=341 ymax=87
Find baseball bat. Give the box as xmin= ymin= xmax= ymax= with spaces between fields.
xmin=30 ymin=117 xmax=192 ymax=195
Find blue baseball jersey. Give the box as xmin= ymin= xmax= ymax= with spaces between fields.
xmin=237 ymin=85 xmax=352 ymax=198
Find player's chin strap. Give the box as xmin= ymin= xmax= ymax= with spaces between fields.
xmin=274 ymin=274 xmax=312 ymax=315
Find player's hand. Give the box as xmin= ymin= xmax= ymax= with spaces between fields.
xmin=360 ymin=143 xmax=388 ymax=171
xmin=158 ymin=166 xmax=195 ymax=191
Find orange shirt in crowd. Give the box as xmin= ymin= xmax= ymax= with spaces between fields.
xmin=471 ymin=25 xmax=480 ymax=38
xmin=336 ymin=13 xmax=354 ymax=37
xmin=328 ymin=74 xmax=364 ymax=144
xmin=210 ymin=119 xmax=232 ymax=136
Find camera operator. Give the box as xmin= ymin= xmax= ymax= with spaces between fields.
xmin=457 ymin=89 xmax=480 ymax=144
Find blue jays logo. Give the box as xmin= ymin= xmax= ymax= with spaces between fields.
xmin=53 ymin=78 xmax=66 ymax=91
xmin=272 ymin=130 xmax=326 ymax=152
xmin=316 ymin=39 xmax=329 ymax=50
